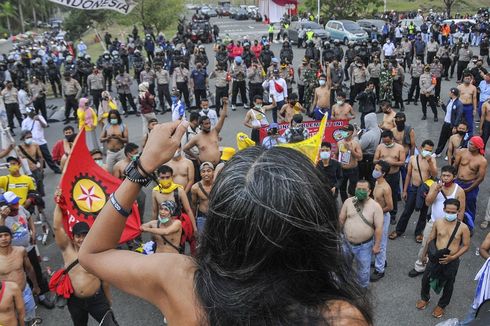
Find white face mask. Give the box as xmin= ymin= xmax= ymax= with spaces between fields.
xmin=319 ymin=80 xmax=326 ymax=86
xmin=336 ymin=100 xmax=344 ymax=105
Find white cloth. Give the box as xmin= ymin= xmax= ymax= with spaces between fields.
xmin=473 ymin=258 xmax=490 ymax=309
xmin=431 ymin=185 xmax=460 ymax=222
xmin=262 ymin=78 xmax=288 ymax=102
xmin=444 ymin=99 xmax=455 ymax=123
xmin=199 ymin=109 xmax=218 ymax=128
xmin=21 ymin=116 xmax=47 ymax=145
xmin=17 ymin=89 xmax=30 ymax=114
xmin=382 ymin=43 xmax=395 ymax=57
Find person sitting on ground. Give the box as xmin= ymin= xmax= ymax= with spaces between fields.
xmin=283 ymin=114 xmax=310 ymax=143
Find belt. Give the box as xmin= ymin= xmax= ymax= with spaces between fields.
xmin=349 ymin=237 xmax=373 ymax=247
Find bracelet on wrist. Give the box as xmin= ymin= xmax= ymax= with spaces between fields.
xmin=109 ymin=193 xmax=132 ymax=218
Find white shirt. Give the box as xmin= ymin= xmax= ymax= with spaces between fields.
xmin=431 ymin=185 xmax=460 ymax=222
xmin=395 ymin=27 xmax=403 ymax=38
xmin=262 ymin=77 xmax=288 ymax=102
xmin=444 ymin=98 xmax=455 ymax=123
xmin=382 ymin=42 xmax=395 ymax=56
xmin=199 ymin=109 xmax=218 ymax=128
xmin=21 ymin=115 xmax=47 ymax=145
xmin=17 ymin=89 xmax=30 ymax=114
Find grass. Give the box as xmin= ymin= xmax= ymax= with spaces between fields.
xmin=383 ymin=0 xmax=488 ymax=14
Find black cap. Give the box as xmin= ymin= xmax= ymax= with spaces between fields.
xmin=6 ymin=156 xmax=20 ymax=164
xmin=341 ymin=124 xmax=354 ymax=131
xmin=0 ymin=225 xmax=12 ymax=236
xmin=72 ymin=222 xmax=90 ymax=235
xmin=450 ymin=87 xmax=459 ymax=96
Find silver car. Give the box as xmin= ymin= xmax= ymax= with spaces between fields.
xmin=325 ymin=20 xmax=368 ymax=43
xmin=288 ymin=21 xmax=330 ymax=47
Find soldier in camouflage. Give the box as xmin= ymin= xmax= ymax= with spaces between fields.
xmin=379 ymin=60 xmax=393 ymax=104
xmin=303 ymin=59 xmax=318 ymax=113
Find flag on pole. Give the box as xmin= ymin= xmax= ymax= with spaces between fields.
xmin=48 ymin=0 xmax=137 ymax=15
xmin=278 ymin=113 xmax=328 ymax=163
xmin=58 ymin=130 xmax=141 ymax=243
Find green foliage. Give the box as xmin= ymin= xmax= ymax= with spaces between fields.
xmin=132 ymin=0 xmax=184 ymax=33
xmin=63 ymin=10 xmax=113 ymax=40
xmin=305 ymin=0 xmax=383 ymax=20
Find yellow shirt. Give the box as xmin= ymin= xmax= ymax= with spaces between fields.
xmin=0 ymin=175 xmax=36 ymax=205
xmin=77 ymin=107 xmax=98 ymax=131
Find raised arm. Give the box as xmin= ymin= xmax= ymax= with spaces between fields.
xmin=214 ymin=98 xmax=228 ymax=133
xmin=53 ymin=201 xmax=72 ymax=251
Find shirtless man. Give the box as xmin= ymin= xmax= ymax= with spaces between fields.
xmin=447 ymin=122 xmax=468 ymax=165
xmin=0 ymin=280 xmax=24 ymax=326
xmin=100 ymin=111 xmax=129 ymax=173
xmin=480 ymin=99 xmax=490 ymax=149
xmin=453 ymin=136 xmax=488 ymax=229
xmin=339 ymin=180 xmax=383 ymax=288
xmin=183 ymin=98 xmax=228 ymax=166
xmin=391 ymin=140 xmax=437 ymax=241
xmin=142 ymin=118 xmax=158 ymax=149
xmin=310 ymin=74 xmax=331 ymax=117
xmin=53 ymin=197 xmax=114 ymax=325
xmin=112 ymin=143 xmax=139 ymax=180
xmin=165 ymin=146 xmax=195 ymax=193
xmin=417 ymin=198 xmax=470 ymax=319
xmin=334 ymin=124 xmax=363 ymax=202
xmin=379 ymin=101 xmax=396 ymax=131
xmin=17 ymin=131 xmax=45 ymax=196
xmin=331 ymin=91 xmax=355 ymax=121
xmin=190 ymin=162 xmax=214 ymax=233
xmin=374 ymin=130 xmax=406 ymax=224
xmin=457 ymin=72 xmax=478 ymax=135
xmin=278 ymin=94 xmax=305 ymax=123
xmin=152 ymin=165 xmax=197 ymax=232
xmin=371 ymin=160 xmax=393 ymax=282
xmin=244 ymin=95 xmax=275 ymax=144
xmin=0 ymin=226 xmax=39 ymax=325
xmin=140 ymin=201 xmax=182 ymax=254
xmin=392 ymin=112 xmax=416 ymax=157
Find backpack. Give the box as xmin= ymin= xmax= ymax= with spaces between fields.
xmin=289 ymin=127 xmax=305 ymax=143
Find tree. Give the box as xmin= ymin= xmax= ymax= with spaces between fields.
xmin=63 ymin=10 xmax=111 ymax=40
xmin=133 ymin=0 xmax=184 ymax=33
xmin=0 ymin=1 xmax=16 ymax=36
xmin=443 ymin=0 xmax=456 ymax=17
xmin=306 ymin=0 xmax=382 ymax=20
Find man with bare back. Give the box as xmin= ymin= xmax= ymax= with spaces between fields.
xmin=100 ymin=111 xmax=129 ymax=173
xmin=331 ymin=91 xmax=355 ymax=121
xmin=310 ymin=74 xmax=331 ymax=117
xmin=0 ymin=279 xmax=24 ymax=326
xmin=447 ymin=122 xmax=469 ymax=165
xmin=165 ymin=147 xmax=195 ymax=193
xmin=371 ymin=160 xmax=393 ymax=282
xmin=480 ymin=98 xmax=490 ymax=149
xmin=453 ymin=136 xmax=488 ymax=230
xmin=374 ymin=130 xmax=406 ymax=224
xmin=191 ymin=162 xmax=214 ymax=233
xmin=112 ymin=143 xmax=139 ymax=180
xmin=140 ymin=201 xmax=182 ymax=254
xmin=457 ymin=72 xmax=478 ymax=135
xmin=335 ymin=124 xmax=363 ymax=202
xmin=183 ymin=98 xmax=228 ymax=166
xmin=0 ymin=226 xmax=39 ymax=325
xmin=53 ymin=196 xmax=114 ymax=326
xmin=416 ymin=198 xmax=470 ymax=319
xmin=379 ymin=101 xmax=396 ymax=131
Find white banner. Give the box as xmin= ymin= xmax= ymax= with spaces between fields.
xmin=48 ymin=0 xmax=137 ymax=15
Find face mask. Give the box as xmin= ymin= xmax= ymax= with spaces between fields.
xmin=202 ymin=109 xmax=209 ymax=114
xmin=8 ymin=165 xmax=19 ymax=174
xmin=131 ymin=154 xmax=139 ymax=161
xmin=95 ymin=159 xmax=104 ymax=167
xmin=340 ymin=131 xmax=350 ymax=139
xmin=319 ymin=80 xmax=326 ymax=86
xmin=336 ymin=100 xmax=344 ymax=105
xmin=159 ymin=179 xmax=172 ymax=188
xmin=372 ymin=170 xmax=383 ymax=179
xmin=457 ymin=130 xmax=466 ymax=136
xmin=443 ymin=180 xmax=454 ymax=187
xmin=445 ymin=213 xmax=457 ymax=222
xmin=24 ymin=138 xmax=33 ymax=145
xmin=395 ymin=120 xmax=405 ymax=131
xmin=464 ymin=79 xmax=470 ymax=84
xmin=110 ymin=119 xmax=118 ymax=125
xmin=158 ymin=216 xmax=170 ymax=224
xmin=255 ymin=104 xmax=263 ymax=109
xmin=320 ymin=151 xmax=331 ymax=160
xmin=385 ymin=142 xmax=394 ymax=148
xmin=354 ymin=189 xmax=368 ymax=201
xmin=421 ymin=150 xmax=432 ymax=158
xmin=65 ymin=134 xmax=76 ymax=142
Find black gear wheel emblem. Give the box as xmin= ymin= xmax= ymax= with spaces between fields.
xmin=70 ymin=173 xmax=108 ymax=220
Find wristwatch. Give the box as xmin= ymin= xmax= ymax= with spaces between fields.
xmin=124 ymin=159 xmax=153 ymax=187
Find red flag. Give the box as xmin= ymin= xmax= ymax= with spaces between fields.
xmin=58 ymin=130 xmax=141 ymax=243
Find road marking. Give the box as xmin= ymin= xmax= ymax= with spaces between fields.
xmin=248 ymin=26 xmax=254 ymax=29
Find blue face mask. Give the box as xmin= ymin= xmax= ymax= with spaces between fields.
xmin=320 ymin=151 xmax=330 ymax=160
xmin=171 ymin=96 xmax=178 ymax=103
xmin=445 ymin=213 xmax=457 ymax=222
xmin=372 ymin=170 xmax=383 ymax=179
xmin=158 ymin=216 xmax=170 ymax=224
xmin=421 ymin=150 xmax=432 ymax=158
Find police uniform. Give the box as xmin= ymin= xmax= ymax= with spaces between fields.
xmin=430 ymin=61 xmax=443 ymax=100
xmin=407 ymin=62 xmax=423 ymax=104
xmin=210 ymin=68 xmax=229 ymax=116
xmin=419 ymin=71 xmax=438 ymax=120
xmin=367 ymin=62 xmax=381 ymax=102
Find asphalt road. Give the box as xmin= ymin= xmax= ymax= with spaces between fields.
xmin=7 ymin=16 xmax=490 ymax=326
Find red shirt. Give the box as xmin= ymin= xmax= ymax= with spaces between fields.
xmin=51 ymin=139 xmax=65 ymax=164
xmin=232 ymin=46 xmax=243 ymax=58
xmin=251 ymin=44 xmax=262 ymax=58
xmin=139 ymin=91 xmax=155 ymax=114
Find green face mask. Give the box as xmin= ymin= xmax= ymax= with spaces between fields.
xmin=131 ymin=154 xmax=139 ymax=161
xmin=158 ymin=216 xmax=170 ymax=224
xmin=110 ymin=119 xmax=118 ymax=125
xmin=355 ymin=189 xmax=368 ymax=201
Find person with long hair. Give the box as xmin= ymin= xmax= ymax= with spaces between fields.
xmin=79 ymin=120 xmax=372 ymax=325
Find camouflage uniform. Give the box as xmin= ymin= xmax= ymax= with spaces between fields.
xmin=303 ymin=65 xmax=317 ymax=111
xmin=379 ymin=66 xmax=393 ymax=103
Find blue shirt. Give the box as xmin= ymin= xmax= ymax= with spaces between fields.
xmin=191 ymin=69 xmax=207 ymax=90
xmin=479 ymin=80 xmax=490 ymax=103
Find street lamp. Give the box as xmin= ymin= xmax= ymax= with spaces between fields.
xmin=317 ymin=0 xmax=320 ymax=23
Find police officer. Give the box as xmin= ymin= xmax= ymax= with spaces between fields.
xmin=63 ymin=55 xmax=77 ymax=79
xmin=61 ymin=71 xmax=81 ymax=124
xmin=349 ymin=57 xmax=367 ymax=101
xmin=322 ymin=41 xmax=335 ymax=65
xmin=367 ymin=56 xmax=381 ymax=103
xmin=419 ymin=65 xmax=438 ymax=121
xmin=392 ymin=58 xmax=405 ymax=111
xmin=437 ymin=44 xmax=452 ymax=81
xmin=140 ymin=63 xmax=156 ymax=96
xmin=380 ymin=59 xmax=393 ymax=104
xmin=100 ymin=51 xmax=114 ymax=91
xmin=155 ymin=63 xmax=171 ymax=113
xmin=259 ymin=43 xmax=274 ymax=69
xmin=344 ymin=42 xmax=357 ymax=81
xmin=358 ymin=41 xmax=370 ymax=66
xmin=457 ymin=42 xmax=473 ymax=82
xmin=230 ymin=56 xmax=248 ymax=111
xmin=46 ymin=58 xmax=62 ymax=98
xmin=297 ymin=58 xmax=307 ymax=105
xmin=407 ymin=56 xmax=423 ymax=105
xmin=430 ymin=56 xmax=443 ymax=100
xmin=426 ymin=37 xmax=439 ymax=65
xmin=280 ymin=41 xmax=293 ymax=65
xmin=210 ymin=63 xmax=230 ymax=116
xmin=132 ymin=49 xmax=145 ymax=84
xmin=332 ymin=39 xmax=344 ymax=62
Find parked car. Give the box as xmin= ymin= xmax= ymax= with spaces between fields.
xmin=399 ymin=18 xmax=423 ymax=33
xmin=357 ymin=19 xmax=385 ymax=39
xmin=288 ymin=21 xmax=330 ymax=47
xmin=233 ymin=8 xmax=249 ymax=20
xmin=189 ymin=20 xmax=213 ymax=43
xmin=201 ymin=7 xmax=217 ymax=17
xmin=325 ymin=20 xmax=368 ymax=43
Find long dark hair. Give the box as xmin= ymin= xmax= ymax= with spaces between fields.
xmin=194 ymin=147 xmax=372 ymax=325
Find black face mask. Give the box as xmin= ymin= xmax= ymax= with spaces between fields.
xmin=457 ymin=130 xmax=466 ymax=136
xmin=395 ymin=120 xmax=405 ymax=131
xmin=65 ymin=134 xmax=76 ymax=142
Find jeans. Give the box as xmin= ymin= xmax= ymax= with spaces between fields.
xmin=349 ymin=239 xmax=373 ymax=288
xmin=340 ymin=167 xmax=359 ymax=202
xmin=22 ymin=285 xmax=36 ymax=322
xmin=385 ymin=171 xmax=400 ymax=218
xmin=463 ymin=104 xmax=474 ymax=135
xmin=197 ymin=214 xmax=207 ymax=233
xmin=374 ymin=213 xmax=390 ymax=273
xmin=395 ymin=185 xmax=428 ymax=236
xmin=40 ymin=143 xmax=61 ymax=173
xmin=421 ymin=258 xmax=460 ymax=308
xmin=67 ymin=288 xmax=112 ymax=326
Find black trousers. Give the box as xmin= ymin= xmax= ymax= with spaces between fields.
xmin=435 ymin=77 xmax=442 ymax=100
xmin=340 ymin=167 xmax=359 ymax=202
xmin=103 ymin=71 xmax=113 ymax=90
xmin=176 ymin=82 xmax=191 ymax=108
xmin=441 ymin=58 xmax=451 ymax=78
xmin=248 ymin=83 xmax=263 ymax=105
xmin=298 ymin=84 xmax=305 ymax=105
xmin=385 ymin=171 xmax=400 ymax=218
xmin=427 ymin=51 xmax=436 ymax=65
xmin=27 ymin=247 xmax=49 ymax=295
xmin=350 ymin=82 xmax=366 ymax=103
xmin=118 ymin=93 xmax=138 ymax=113
xmin=420 ymin=94 xmax=438 ymax=118
xmin=194 ymin=89 xmax=207 ymax=107
xmin=457 ymin=61 xmax=469 ymax=81
xmin=67 ymin=288 xmax=113 ymax=326
xmin=231 ymin=80 xmax=247 ymax=106
xmin=157 ymin=83 xmax=172 ymax=111
xmin=5 ymin=103 xmax=23 ymax=129
xmin=393 ymin=79 xmax=404 ymax=108
xmin=421 ymin=259 xmax=460 ymax=308
xmin=358 ymin=153 xmax=374 ymax=185
xmin=482 ymin=121 xmax=490 ymax=149
xmin=215 ymin=86 xmax=229 ymax=116
xmin=90 ymin=89 xmax=103 ymax=113
xmin=49 ymin=76 xmax=62 ymax=97
xmin=33 ymin=97 xmax=47 ymax=120
xmin=369 ymin=78 xmax=380 ymax=103
xmin=40 ymin=143 xmax=61 ymax=173
xmin=435 ymin=122 xmax=453 ymax=155
xmin=408 ymin=77 xmax=420 ymax=102
xmin=395 ymin=185 xmax=428 ymax=236
xmin=64 ymin=95 xmax=78 ymax=120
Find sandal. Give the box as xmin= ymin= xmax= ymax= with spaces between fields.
xmin=416 ymin=299 xmax=430 ymax=310
xmin=388 ymin=231 xmax=399 ymax=240
xmin=481 ymin=221 xmax=489 ymax=229
xmin=432 ymin=306 xmax=444 ymax=318
xmin=415 ymin=235 xmax=423 ymax=243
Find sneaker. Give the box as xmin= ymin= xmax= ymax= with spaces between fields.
xmin=421 ymin=115 xmax=427 ymax=120
xmin=481 ymin=221 xmax=489 ymax=229
xmin=243 ymin=104 xmax=249 ymax=109
xmin=408 ymin=268 xmax=424 ymax=278
xmin=232 ymin=105 xmax=236 ymax=111
xmin=370 ymin=271 xmax=385 ymax=282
